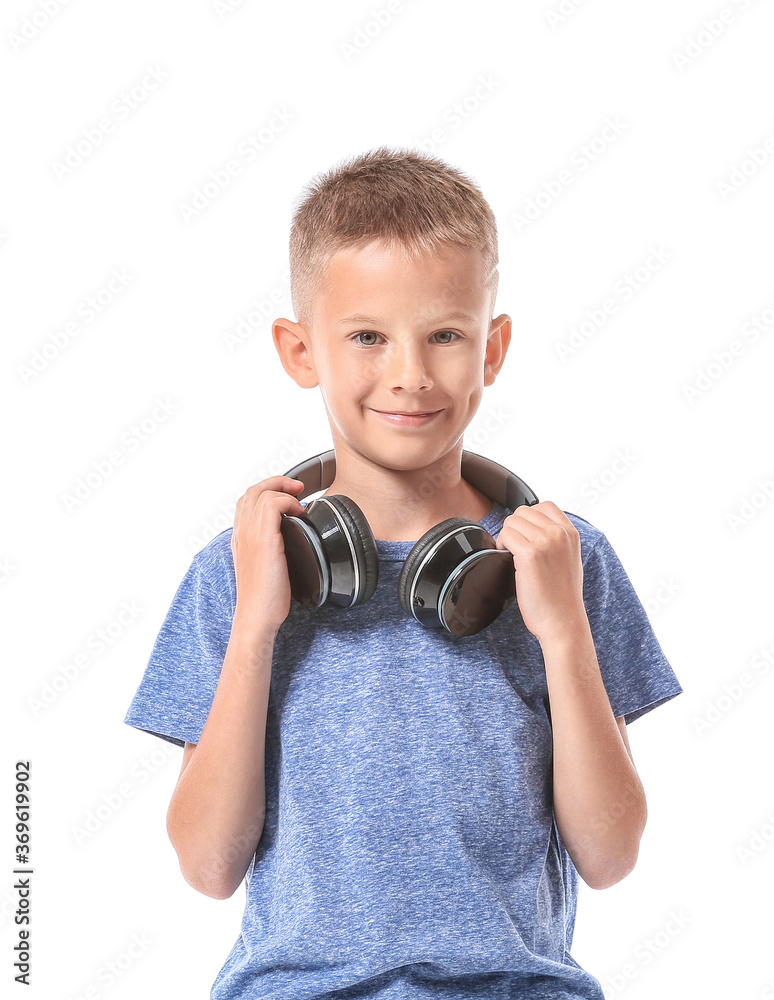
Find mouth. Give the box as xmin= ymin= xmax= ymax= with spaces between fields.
xmin=370 ymin=409 xmax=443 ymax=427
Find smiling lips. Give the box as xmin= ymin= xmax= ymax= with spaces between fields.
xmin=371 ymin=409 xmax=442 ymax=427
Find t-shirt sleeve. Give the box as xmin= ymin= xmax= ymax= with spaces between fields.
xmin=580 ymin=528 xmax=683 ymax=725
xmin=123 ymin=548 xmax=233 ymax=748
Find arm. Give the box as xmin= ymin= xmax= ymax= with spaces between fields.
xmin=495 ymin=502 xmax=647 ymax=890
xmin=165 ymin=619 xmax=278 ymax=899
xmin=541 ymin=619 xmax=646 ymax=889
xmin=165 ymin=475 xmax=306 ymax=900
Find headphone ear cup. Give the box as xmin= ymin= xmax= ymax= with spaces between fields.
xmin=398 ymin=517 xmax=516 ymax=636
xmin=321 ymin=495 xmax=379 ymax=606
xmin=397 ymin=516 xmax=474 ymax=620
xmin=280 ymin=511 xmax=330 ymax=610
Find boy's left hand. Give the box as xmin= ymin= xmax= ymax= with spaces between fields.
xmin=495 ymin=502 xmax=587 ymax=645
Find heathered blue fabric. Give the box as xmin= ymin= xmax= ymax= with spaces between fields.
xmin=124 ymin=500 xmax=683 ymax=1000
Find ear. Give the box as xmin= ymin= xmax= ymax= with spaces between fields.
xmin=483 ymin=314 xmax=511 ymax=387
xmin=272 ymin=318 xmax=319 ymax=389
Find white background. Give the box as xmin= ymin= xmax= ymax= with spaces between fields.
xmin=2 ymin=1 xmax=773 ymax=998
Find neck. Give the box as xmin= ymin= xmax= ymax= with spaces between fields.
xmin=317 ymin=443 xmax=494 ymax=542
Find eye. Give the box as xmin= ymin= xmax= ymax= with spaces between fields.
xmin=352 ymin=330 xmax=382 ymax=346
xmin=351 ymin=329 xmax=460 ymax=346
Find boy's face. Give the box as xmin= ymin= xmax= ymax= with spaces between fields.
xmin=275 ymin=239 xmax=510 ymax=475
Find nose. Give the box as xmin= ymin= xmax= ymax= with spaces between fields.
xmin=384 ymin=343 xmax=433 ymax=392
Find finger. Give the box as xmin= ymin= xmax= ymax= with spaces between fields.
xmin=236 ymin=476 xmax=305 ymax=521
xmin=233 ymin=476 xmax=303 ymax=546
xmin=245 ymin=475 xmax=306 ymax=503
xmin=522 ymin=501 xmax=574 ymax=529
xmin=500 ymin=506 xmax=575 ymax=546
xmin=497 ymin=518 xmax=542 ymax=546
xmin=510 ymin=501 xmax=562 ymax=524
xmin=239 ymin=488 xmax=308 ymax=541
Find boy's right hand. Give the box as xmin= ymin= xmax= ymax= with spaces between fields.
xmin=230 ymin=476 xmax=307 ymax=636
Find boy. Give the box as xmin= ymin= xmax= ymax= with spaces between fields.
xmin=124 ymin=146 xmax=683 ymax=1000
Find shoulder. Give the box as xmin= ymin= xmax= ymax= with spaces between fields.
xmin=186 ymin=528 xmax=236 ymax=615
xmin=562 ymin=511 xmax=608 ymax=565
xmin=560 ymin=511 xmax=644 ymax=606
xmin=191 ymin=527 xmax=234 ymax=574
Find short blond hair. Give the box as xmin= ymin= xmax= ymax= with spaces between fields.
xmin=289 ymin=145 xmax=499 ymax=327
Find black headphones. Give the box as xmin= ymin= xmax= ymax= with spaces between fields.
xmin=279 ymin=449 xmax=539 ymax=637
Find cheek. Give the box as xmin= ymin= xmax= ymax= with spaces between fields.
xmin=347 ymin=354 xmax=387 ymax=389
xmin=468 ymin=386 xmax=483 ymax=408
xmin=461 ymin=382 xmax=484 ymax=418
xmin=449 ymin=357 xmax=482 ymax=389
xmin=318 ymin=357 xmax=369 ymax=405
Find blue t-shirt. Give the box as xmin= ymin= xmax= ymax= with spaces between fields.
xmin=124 ymin=499 xmax=683 ymax=1000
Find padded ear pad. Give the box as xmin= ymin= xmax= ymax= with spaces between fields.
xmin=322 ymin=495 xmax=379 ymax=605
xmin=397 ymin=516 xmax=477 ymax=619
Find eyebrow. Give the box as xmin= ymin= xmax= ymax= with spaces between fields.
xmin=336 ymin=311 xmax=475 ymax=325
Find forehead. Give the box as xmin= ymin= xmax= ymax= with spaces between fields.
xmin=316 ymin=240 xmax=488 ymax=319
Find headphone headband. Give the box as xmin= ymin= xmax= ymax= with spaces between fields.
xmin=283 ymin=449 xmax=539 ymax=511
